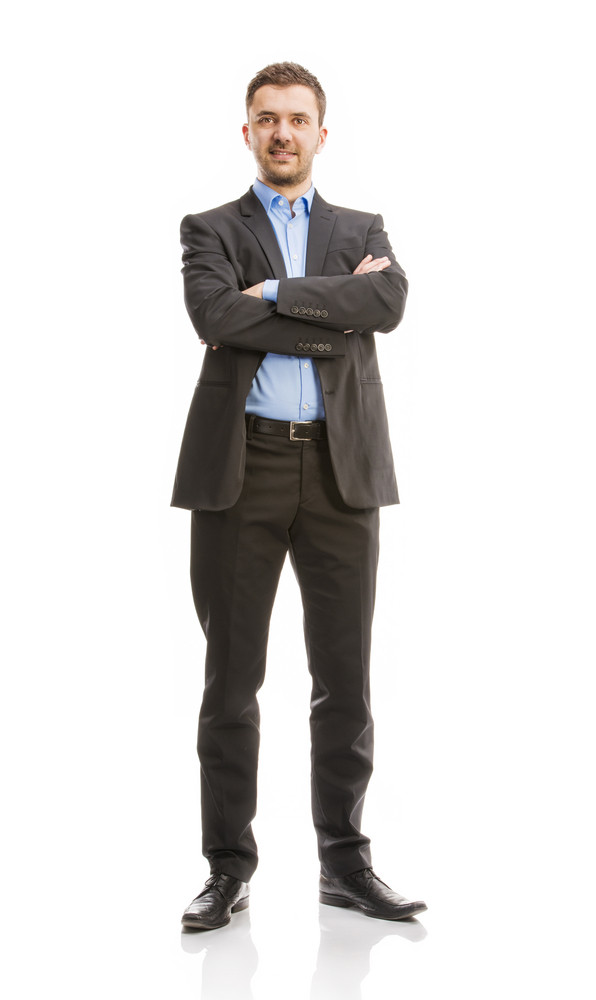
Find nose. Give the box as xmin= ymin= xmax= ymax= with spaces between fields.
xmin=272 ymin=119 xmax=293 ymax=144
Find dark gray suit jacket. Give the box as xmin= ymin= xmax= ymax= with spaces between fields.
xmin=171 ymin=188 xmax=408 ymax=511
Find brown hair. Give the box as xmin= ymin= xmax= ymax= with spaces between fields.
xmin=245 ymin=62 xmax=327 ymax=125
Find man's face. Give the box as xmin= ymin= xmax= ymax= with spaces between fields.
xmin=242 ymin=84 xmax=327 ymax=190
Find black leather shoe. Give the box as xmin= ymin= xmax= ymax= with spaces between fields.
xmin=181 ymin=873 xmax=250 ymax=930
xmin=319 ymin=868 xmax=427 ymax=921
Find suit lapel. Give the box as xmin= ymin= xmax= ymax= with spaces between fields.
xmin=305 ymin=191 xmax=336 ymax=276
xmin=239 ymin=188 xmax=287 ymax=280
xmin=239 ymin=187 xmax=337 ymax=279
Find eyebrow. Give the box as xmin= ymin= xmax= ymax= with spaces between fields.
xmin=255 ymin=110 xmax=312 ymax=119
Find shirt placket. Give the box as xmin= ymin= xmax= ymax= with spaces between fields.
xmin=285 ymin=203 xmax=312 ymax=420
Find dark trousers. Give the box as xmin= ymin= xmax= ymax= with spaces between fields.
xmin=190 ymin=426 xmax=380 ymax=882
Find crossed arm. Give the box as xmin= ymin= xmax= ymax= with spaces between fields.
xmin=181 ymin=212 xmax=407 ymax=356
xmin=203 ymin=254 xmax=392 ymax=349
xmin=242 ymin=252 xmax=391 ymax=300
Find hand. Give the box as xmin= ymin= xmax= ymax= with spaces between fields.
xmin=352 ymin=254 xmax=391 ymax=275
xmin=242 ymin=281 xmax=265 ymax=298
xmin=346 ymin=256 xmax=390 ymax=331
xmin=200 ymin=340 xmax=219 ymax=351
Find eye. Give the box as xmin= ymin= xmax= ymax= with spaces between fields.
xmin=294 ymin=118 xmax=307 ymax=125
xmin=258 ymin=117 xmax=274 ymax=125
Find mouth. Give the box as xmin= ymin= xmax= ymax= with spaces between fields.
xmin=269 ymin=149 xmax=297 ymax=160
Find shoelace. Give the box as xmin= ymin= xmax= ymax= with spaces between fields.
xmin=198 ymin=872 xmax=226 ymax=898
xmin=356 ymin=868 xmax=391 ymax=890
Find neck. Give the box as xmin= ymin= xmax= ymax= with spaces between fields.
xmin=257 ymin=173 xmax=313 ymax=209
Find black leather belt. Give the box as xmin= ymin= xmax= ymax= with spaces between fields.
xmin=246 ymin=414 xmax=326 ymax=441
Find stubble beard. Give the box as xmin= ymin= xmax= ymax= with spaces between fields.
xmin=257 ymin=149 xmax=315 ymax=190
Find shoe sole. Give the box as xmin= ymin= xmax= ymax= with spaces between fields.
xmin=319 ymin=890 xmax=427 ymax=920
xmin=181 ymin=895 xmax=250 ymax=930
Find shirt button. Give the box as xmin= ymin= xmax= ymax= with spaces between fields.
xmin=289 ymin=224 xmax=293 ymax=229
xmin=304 ymin=362 xmax=310 ymax=368
xmin=303 ymin=404 xmax=309 ymax=410
xmin=278 ymin=199 xmax=284 ymax=205
xmin=292 ymin=254 xmax=298 ymax=260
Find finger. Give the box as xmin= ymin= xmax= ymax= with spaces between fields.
xmin=360 ymin=257 xmax=391 ymax=273
xmin=352 ymin=254 xmax=373 ymax=274
xmin=353 ymin=255 xmax=391 ymax=274
xmin=366 ymin=256 xmax=390 ymax=268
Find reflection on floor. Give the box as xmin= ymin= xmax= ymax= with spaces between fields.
xmin=181 ymin=902 xmax=427 ymax=1000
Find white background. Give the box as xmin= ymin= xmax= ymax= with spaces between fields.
xmin=2 ymin=1 xmax=595 ymax=997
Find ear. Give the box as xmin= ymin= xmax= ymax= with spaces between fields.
xmin=242 ymin=124 xmax=251 ymax=150
xmin=316 ymin=128 xmax=328 ymax=154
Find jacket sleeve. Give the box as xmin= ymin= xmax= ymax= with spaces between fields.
xmin=276 ymin=214 xmax=408 ymax=334
xmin=181 ymin=215 xmax=347 ymax=356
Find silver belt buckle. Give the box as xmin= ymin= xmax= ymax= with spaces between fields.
xmin=289 ymin=420 xmax=313 ymax=441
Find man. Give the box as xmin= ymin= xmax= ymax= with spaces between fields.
xmin=172 ymin=62 xmax=426 ymax=929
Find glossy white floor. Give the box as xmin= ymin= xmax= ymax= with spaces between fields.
xmin=3 ymin=2 xmax=595 ymax=997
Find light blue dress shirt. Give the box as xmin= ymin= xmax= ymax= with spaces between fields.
xmin=244 ymin=178 xmax=326 ymax=421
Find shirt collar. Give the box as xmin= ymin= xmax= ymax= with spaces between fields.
xmin=253 ymin=178 xmax=315 ymax=216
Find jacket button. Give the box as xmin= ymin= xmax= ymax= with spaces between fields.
xmin=311 ymin=344 xmax=318 ymax=353
xmin=291 ymin=306 xmax=299 ymax=314
xmin=321 ymin=309 xmax=328 ymax=318
xmin=299 ymin=307 xmax=307 ymax=315
xmin=306 ymin=307 xmax=314 ymax=316
xmin=324 ymin=343 xmax=332 ymax=352
xmin=313 ymin=309 xmax=321 ymax=317
xmin=303 ymin=343 xmax=311 ymax=351
xmin=317 ymin=344 xmax=325 ymax=352
xmin=296 ymin=343 xmax=303 ymax=351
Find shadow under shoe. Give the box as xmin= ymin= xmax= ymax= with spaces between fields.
xmin=181 ymin=872 xmax=250 ymax=930
xmin=319 ymin=868 xmax=427 ymax=921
